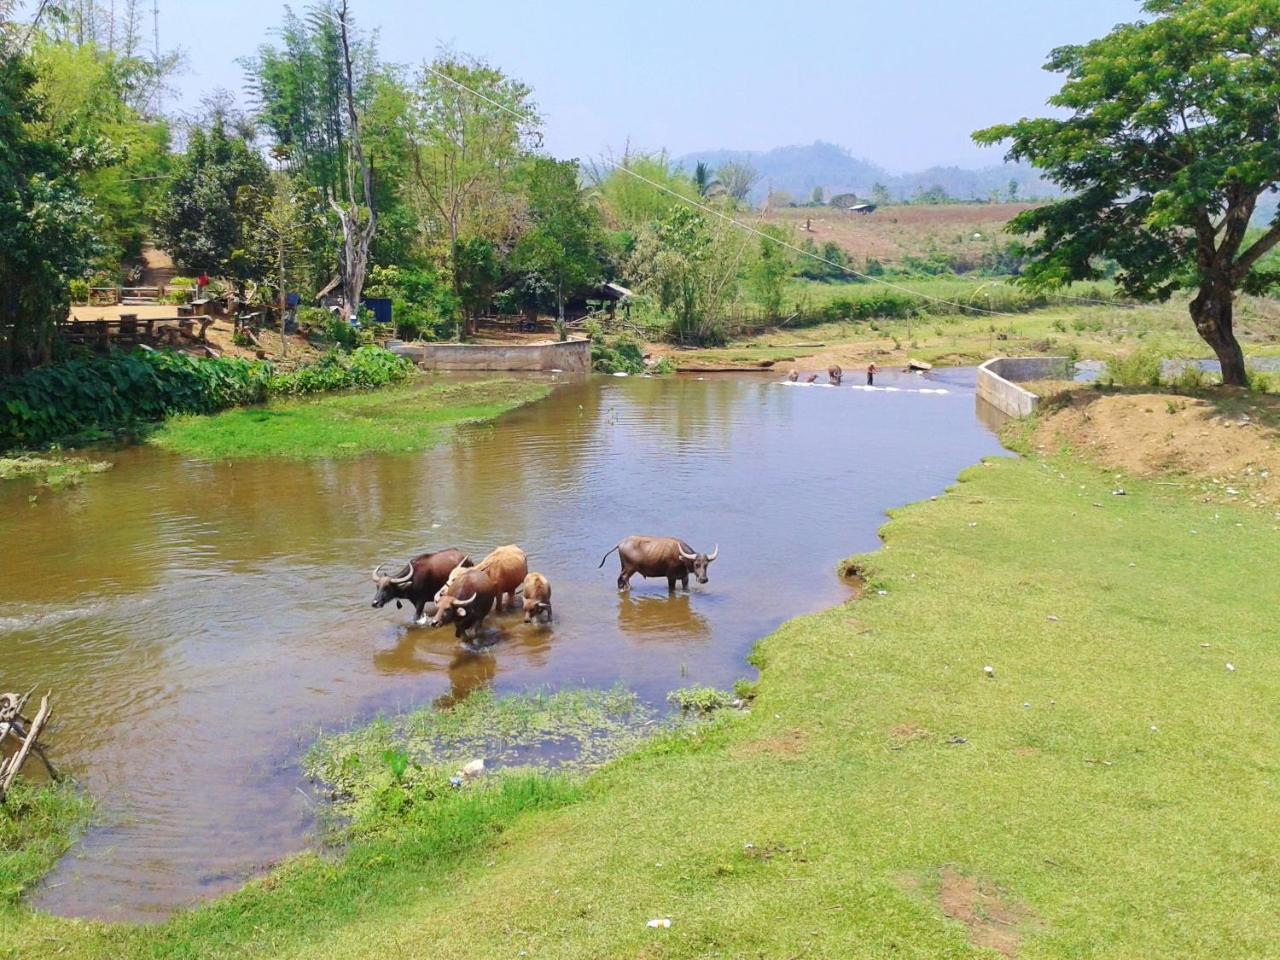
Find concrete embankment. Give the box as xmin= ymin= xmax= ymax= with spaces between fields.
xmin=976 ymin=356 xmax=1070 ymax=417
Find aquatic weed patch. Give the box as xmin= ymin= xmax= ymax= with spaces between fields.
xmin=306 ymin=688 xmax=656 ymax=834
xmin=0 ymin=455 xmax=111 ymax=488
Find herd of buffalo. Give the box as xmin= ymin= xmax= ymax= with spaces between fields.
xmin=370 ymin=535 xmax=719 ymax=644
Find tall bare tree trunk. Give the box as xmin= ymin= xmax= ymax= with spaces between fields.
xmin=331 ymin=0 xmax=375 ymax=324
xmin=1191 ymin=275 xmax=1247 ymax=387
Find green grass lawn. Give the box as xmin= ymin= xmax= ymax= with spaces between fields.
xmin=4 ymin=444 xmax=1279 ymax=958
xmin=149 ymin=377 xmax=551 ymax=460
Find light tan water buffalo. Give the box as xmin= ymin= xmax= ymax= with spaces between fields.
xmin=518 ymin=572 xmax=552 ymax=623
xmin=437 ymin=544 xmax=528 ymax=611
xmin=370 ymin=549 xmax=472 ymax=623
xmin=430 ymin=568 xmax=497 ymax=641
xmin=598 ymin=536 xmax=718 ymax=593
xmin=788 ymin=369 xmax=799 ymax=382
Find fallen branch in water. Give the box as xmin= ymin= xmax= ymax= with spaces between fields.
xmin=0 ymin=691 xmax=57 ymax=803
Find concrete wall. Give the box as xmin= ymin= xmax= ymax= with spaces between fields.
xmin=976 ymin=356 xmax=1071 ymax=418
xmin=388 ymin=337 xmax=591 ymax=373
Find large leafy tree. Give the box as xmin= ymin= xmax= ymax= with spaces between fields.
xmin=0 ymin=46 xmax=100 ymax=374
xmin=404 ymin=51 xmax=539 ymax=323
xmin=510 ymin=157 xmax=607 ymax=328
xmin=153 ymin=119 xmax=270 ymax=286
xmin=974 ymin=0 xmax=1280 ymax=386
xmin=30 ymin=40 xmax=173 ymax=263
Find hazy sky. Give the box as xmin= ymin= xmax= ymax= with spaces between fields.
xmin=124 ymin=0 xmax=1140 ymax=170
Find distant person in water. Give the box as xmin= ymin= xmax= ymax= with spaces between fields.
xmin=867 ymin=363 xmax=878 ymax=386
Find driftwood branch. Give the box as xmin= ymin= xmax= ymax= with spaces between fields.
xmin=0 ymin=693 xmax=54 ymax=803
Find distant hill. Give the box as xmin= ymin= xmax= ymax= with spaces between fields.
xmin=674 ymin=141 xmax=1060 ymax=205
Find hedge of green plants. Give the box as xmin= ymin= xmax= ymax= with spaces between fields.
xmin=0 ymin=345 xmax=413 ymax=450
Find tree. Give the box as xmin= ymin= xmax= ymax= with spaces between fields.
xmin=627 ymin=205 xmax=748 ymax=344
xmin=252 ymin=171 xmax=316 ymax=356
xmin=810 ymin=186 xmax=824 ymax=205
xmin=510 ymin=157 xmax=606 ymax=333
xmin=404 ymin=51 xmax=538 ymax=334
xmin=716 ymin=161 xmax=759 ymax=204
xmin=454 ymin=236 xmax=501 ymax=337
xmin=30 ymin=39 xmax=173 ymax=263
xmin=692 ymin=161 xmax=716 ymax=198
xmin=330 ymin=0 xmax=376 ymax=322
xmin=153 ymin=118 xmax=270 ymax=285
xmin=871 ymin=183 xmax=892 ymax=206
xmin=1006 ymin=178 xmax=1019 ymax=203
xmin=974 ymin=0 xmax=1280 ymax=386
xmin=749 ymin=226 xmax=794 ymax=318
xmin=0 ymin=46 xmax=100 ymax=374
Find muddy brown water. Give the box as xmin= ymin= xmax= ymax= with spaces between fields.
xmin=0 ymin=369 xmax=1005 ymax=921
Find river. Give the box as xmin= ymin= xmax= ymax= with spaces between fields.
xmin=0 ymin=369 xmax=1006 ymax=921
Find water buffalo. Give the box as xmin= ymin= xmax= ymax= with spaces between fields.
xmin=371 ymin=549 xmax=473 ymax=623
xmin=430 ymin=568 xmax=497 ymax=641
xmin=437 ymin=544 xmax=528 ymax=612
xmin=598 ymin=536 xmax=718 ymax=592
xmin=828 ymin=364 xmax=843 ymax=385
xmin=518 ymin=572 xmax=552 ymax=624
xmin=788 ymin=370 xmax=799 ymax=382
xmin=805 ymin=373 xmax=818 ymax=383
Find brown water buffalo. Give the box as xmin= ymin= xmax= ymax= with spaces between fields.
xmin=436 ymin=544 xmax=528 ymax=611
xmin=371 ymin=549 xmax=472 ymax=623
xmin=598 ymin=536 xmax=718 ymax=592
xmin=518 ymin=572 xmax=552 ymax=623
xmin=805 ymin=373 xmax=818 ymax=383
xmin=828 ymin=364 xmax=843 ymax=385
xmin=788 ymin=369 xmax=799 ymax=382
xmin=430 ymin=568 xmax=497 ymax=641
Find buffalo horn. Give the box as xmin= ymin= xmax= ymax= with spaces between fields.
xmin=455 ymin=593 xmax=477 ymax=608
xmin=678 ymin=544 xmax=697 ymax=561
xmin=707 ymin=544 xmax=719 ymax=562
xmin=390 ymin=563 xmax=414 ymax=585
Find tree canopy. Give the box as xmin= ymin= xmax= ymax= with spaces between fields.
xmin=974 ymin=0 xmax=1280 ymax=384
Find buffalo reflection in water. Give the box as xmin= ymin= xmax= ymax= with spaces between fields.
xmin=615 ymin=593 xmax=711 ymax=643
xmin=371 ymin=618 xmax=553 ymax=707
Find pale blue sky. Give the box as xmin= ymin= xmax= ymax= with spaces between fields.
xmin=112 ymin=0 xmax=1143 ymax=169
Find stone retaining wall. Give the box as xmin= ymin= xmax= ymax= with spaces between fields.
xmin=976 ymin=356 xmax=1071 ymax=418
xmin=388 ymin=337 xmax=591 ymax=373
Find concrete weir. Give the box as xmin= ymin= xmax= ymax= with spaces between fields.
xmin=976 ymin=356 xmax=1071 ymax=417
xmin=387 ymin=337 xmax=591 ymax=373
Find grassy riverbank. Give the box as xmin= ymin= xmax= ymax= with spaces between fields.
xmin=149 ymin=377 xmax=551 ymax=460
xmin=5 ymin=444 xmax=1280 ymax=956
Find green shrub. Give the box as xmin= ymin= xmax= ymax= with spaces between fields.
xmin=668 ymin=686 xmax=735 ymax=713
xmin=1105 ymin=346 xmax=1164 ymax=388
xmin=0 ymin=350 xmax=273 ymax=449
xmin=269 ymin=345 xmax=412 ymax=397
xmin=0 ymin=346 xmax=411 ymax=450
xmin=592 ymin=335 xmax=646 ymax=374
xmin=68 ymin=279 xmax=89 ymax=305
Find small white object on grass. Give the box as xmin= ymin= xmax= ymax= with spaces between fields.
xmin=647 ymin=918 xmax=672 ymax=929
xmin=983 ymin=665 xmax=995 ymax=679
xmin=1227 ymin=663 xmax=1236 ymax=672
xmin=462 ymin=758 xmax=486 ymax=779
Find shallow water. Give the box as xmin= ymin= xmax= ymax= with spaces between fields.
xmin=0 ymin=369 xmax=1005 ymax=921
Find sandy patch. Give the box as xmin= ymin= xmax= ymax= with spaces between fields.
xmin=1033 ymin=391 xmax=1280 ymax=504
xmin=898 ymin=868 xmax=1036 ymax=958
xmin=733 ymin=728 xmax=809 ymax=760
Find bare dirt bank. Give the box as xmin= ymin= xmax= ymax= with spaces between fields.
xmin=1031 ymin=390 xmax=1280 ymax=505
